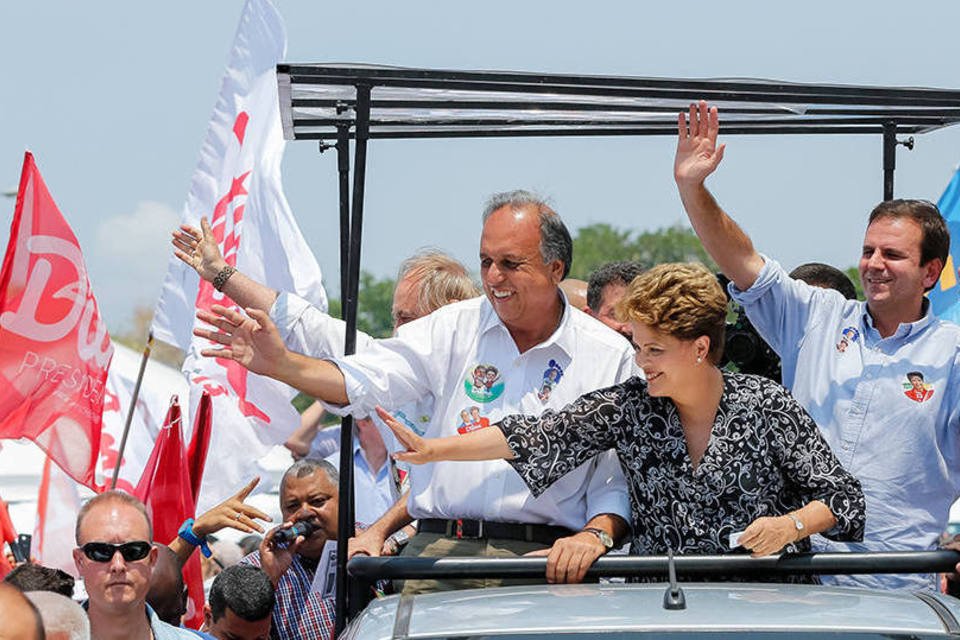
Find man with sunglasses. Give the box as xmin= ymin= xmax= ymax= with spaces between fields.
xmin=73 ymin=491 xmax=197 ymax=640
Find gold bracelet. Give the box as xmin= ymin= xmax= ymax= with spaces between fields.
xmin=212 ymin=265 xmax=237 ymax=292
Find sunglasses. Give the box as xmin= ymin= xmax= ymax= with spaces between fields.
xmin=80 ymin=541 xmax=152 ymax=563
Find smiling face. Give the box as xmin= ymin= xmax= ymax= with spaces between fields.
xmin=480 ymin=205 xmax=564 ymax=334
xmin=630 ymin=322 xmax=708 ymax=399
xmin=72 ymin=499 xmax=157 ymax=617
xmin=279 ymin=470 xmax=338 ymax=559
xmin=909 ymin=374 xmax=924 ymax=390
xmin=859 ymin=217 xmax=942 ymax=324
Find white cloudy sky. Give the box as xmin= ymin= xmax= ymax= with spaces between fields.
xmin=3 ymin=1 xmax=960 ymax=333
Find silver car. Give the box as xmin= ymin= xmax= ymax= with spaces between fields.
xmin=342 ymin=582 xmax=960 ymax=639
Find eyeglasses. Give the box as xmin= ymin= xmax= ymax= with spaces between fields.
xmin=79 ymin=541 xmax=152 ymax=563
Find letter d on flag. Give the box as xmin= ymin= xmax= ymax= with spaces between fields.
xmin=0 ymin=152 xmax=113 ymax=490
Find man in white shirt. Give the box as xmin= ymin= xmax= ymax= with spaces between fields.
xmin=197 ymin=190 xmax=636 ymax=587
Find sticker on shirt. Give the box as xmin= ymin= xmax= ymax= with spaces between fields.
xmin=835 ymin=326 xmax=860 ymax=353
xmin=464 ymin=363 xmax=504 ymax=402
xmin=903 ymin=371 xmax=935 ymax=403
xmin=392 ymin=410 xmax=425 ymax=436
xmin=537 ymin=359 xmax=565 ymax=403
xmin=457 ymin=406 xmax=491 ymax=434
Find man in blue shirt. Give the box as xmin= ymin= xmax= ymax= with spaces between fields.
xmin=673 ymin=100 xmax=960 ymax=592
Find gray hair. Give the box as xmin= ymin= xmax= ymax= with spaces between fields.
xmin=280 ymin=458 xmax=339 ymax=496
xmin=25 ymin=591 xmax=91 ymax=640
xmin=397 ymin=250 xmax=480 ymax=315
xmin=482 ymin=190 xmax=573 ymax=279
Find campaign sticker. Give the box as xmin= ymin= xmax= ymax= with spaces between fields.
xmin=537 ymin=359 xmax=565 ymax=402
xmin=464 ymin=363 xmax=504 ymax=403
xmin=456 ymin=406 xmax=490 ymax=434
xmin=835 ymin=326 xmax=859 ymax=353
xmin=903 ymin=371 xmax=935 ymax=403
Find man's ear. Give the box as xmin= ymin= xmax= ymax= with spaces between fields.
xmin=923 ymin=257 xmax=945 ymax=291
xmin=549 ymin=260 xmax=565 ymax=284
xmin=202 ymin=603 xmax=213 ymax=630
xmin=72 ymin=547 xmax=83 ymax=573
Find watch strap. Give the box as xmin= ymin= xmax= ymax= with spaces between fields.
xmin=582 ymin=527 xmax=614 ymax=550
xmin=178 ymin=518 xmax=212 ymax=558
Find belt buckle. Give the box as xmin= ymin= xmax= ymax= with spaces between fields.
xmin=455 ymin=519 xmax=484 ymax=539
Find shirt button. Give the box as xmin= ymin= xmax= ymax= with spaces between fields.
xmin=841 ymin=443 xmax=850 ymax=450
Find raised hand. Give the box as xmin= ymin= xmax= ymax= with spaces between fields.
xmin=194 ymin=305 xmax=288 ymax=377
xmin=674 ymin=100 xmax=726 ymax=187
xmin=192 ymin=477 xmax=272 ymax=538
xmin=172 ymin=217 xmax=226 ymax=282
xmin=375 ymin=405 xmax=435 ymax=465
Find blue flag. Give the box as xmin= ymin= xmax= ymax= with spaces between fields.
xmin=928 ymin=166 xmax=960 ymax=323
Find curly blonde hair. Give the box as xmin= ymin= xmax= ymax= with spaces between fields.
xmin=616 ymin=262 xmax=727 ymax=364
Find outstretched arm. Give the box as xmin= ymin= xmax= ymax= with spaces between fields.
xmin=196 ymin=305 xmax=350 ymax=404
xmin=377 ymin=406 xmax=514 ymax=463
xmin=172 ymin=217 xmax=279 ymax=311
xmin=674 ymin=100 xmax=764 ymax=291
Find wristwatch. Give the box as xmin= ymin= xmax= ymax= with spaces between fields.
xmin=582 ymin=527 xmax=615 ymax=551
xmin=178 ymin=518 xmax=213 ymax=558
xmin=786 ymin=513 xmax=805 ymax=540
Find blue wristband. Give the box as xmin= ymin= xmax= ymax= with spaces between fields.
xmin=178 ymin=518 xmax=212 ymax=558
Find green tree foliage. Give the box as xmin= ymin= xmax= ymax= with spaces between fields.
xmin=328 ymin=271 xmax=396 ymax=339
xmin=845 ymin=266 xmax=865 ymax=301
xmin=569 ymin=222 xmax=717 ymax=279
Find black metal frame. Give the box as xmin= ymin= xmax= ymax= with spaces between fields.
xmin=276 ymin=65 xmax=960 ymax=635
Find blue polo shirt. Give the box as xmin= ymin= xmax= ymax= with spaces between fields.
xmin=731 ymin=256 xmax=960 ymax=592
xmin=326 ymin=438 xmax=397 ymax=529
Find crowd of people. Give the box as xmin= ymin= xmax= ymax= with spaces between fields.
xmin=5 ymin=100 xmax=960 ymax=639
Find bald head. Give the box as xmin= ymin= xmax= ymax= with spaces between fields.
xmin=24 ymin=591 xmax=89 ymax=640
xmin=0 ymin=583 xmax=45 ymax=640
xmin=559 ymin=279 xmax=588 ymax=312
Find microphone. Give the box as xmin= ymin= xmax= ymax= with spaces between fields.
xmin=273 ymin=520 xmax=318 ymax=545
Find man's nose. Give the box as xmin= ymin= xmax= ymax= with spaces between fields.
xmin=486 ymin=262 xmax=504 ymax=282
xmin=866 ymin=249 xmax=884 ymax=269
xmin=109 ymin=550 xmax=126 ymax=571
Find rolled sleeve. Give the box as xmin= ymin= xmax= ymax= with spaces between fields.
xmin=583 ymin=450 xmax=632 ymax=523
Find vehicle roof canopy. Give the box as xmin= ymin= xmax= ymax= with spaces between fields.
xmin=278 ymin=64 xmax=960 ymax=140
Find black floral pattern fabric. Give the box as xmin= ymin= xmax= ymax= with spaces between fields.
xmin=501 ymin=372 xmax=865 ymax=582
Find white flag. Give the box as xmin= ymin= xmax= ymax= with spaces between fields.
xmin=150 ymin=0 xmax=326 ymax=510
xmin=97 ymin=342 xmax=189 ymax=493
xmin=33 ymin=457 xmax=81 ymax=578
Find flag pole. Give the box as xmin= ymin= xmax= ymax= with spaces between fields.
xmin=110 ymin=332 xmax=154 ymax=490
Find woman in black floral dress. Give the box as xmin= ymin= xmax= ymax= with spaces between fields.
xmin=378 ymin=263 xmax=865 ymax=582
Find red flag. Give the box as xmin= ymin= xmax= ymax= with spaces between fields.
xmin=134 ymin=397 xmax=205 ymax=629
xmin=185 ymin=392 xmax=212 ymax=501
xmin=33 ymin=456 xmax=82 ymax=578
xmin=0 ymin=495 xmax=17 ymax=578
xmin=0 ymin=152 xmax=113 ymax=490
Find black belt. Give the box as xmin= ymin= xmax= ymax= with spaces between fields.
xmin=419 ymin=518 xmax=574 ymax=545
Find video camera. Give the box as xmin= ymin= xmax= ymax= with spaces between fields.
xmin=715 ymin=274 xmax=782 ymax=382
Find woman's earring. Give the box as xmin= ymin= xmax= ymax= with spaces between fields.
xmin=696 ymin=357 xmax=702 ymax=363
